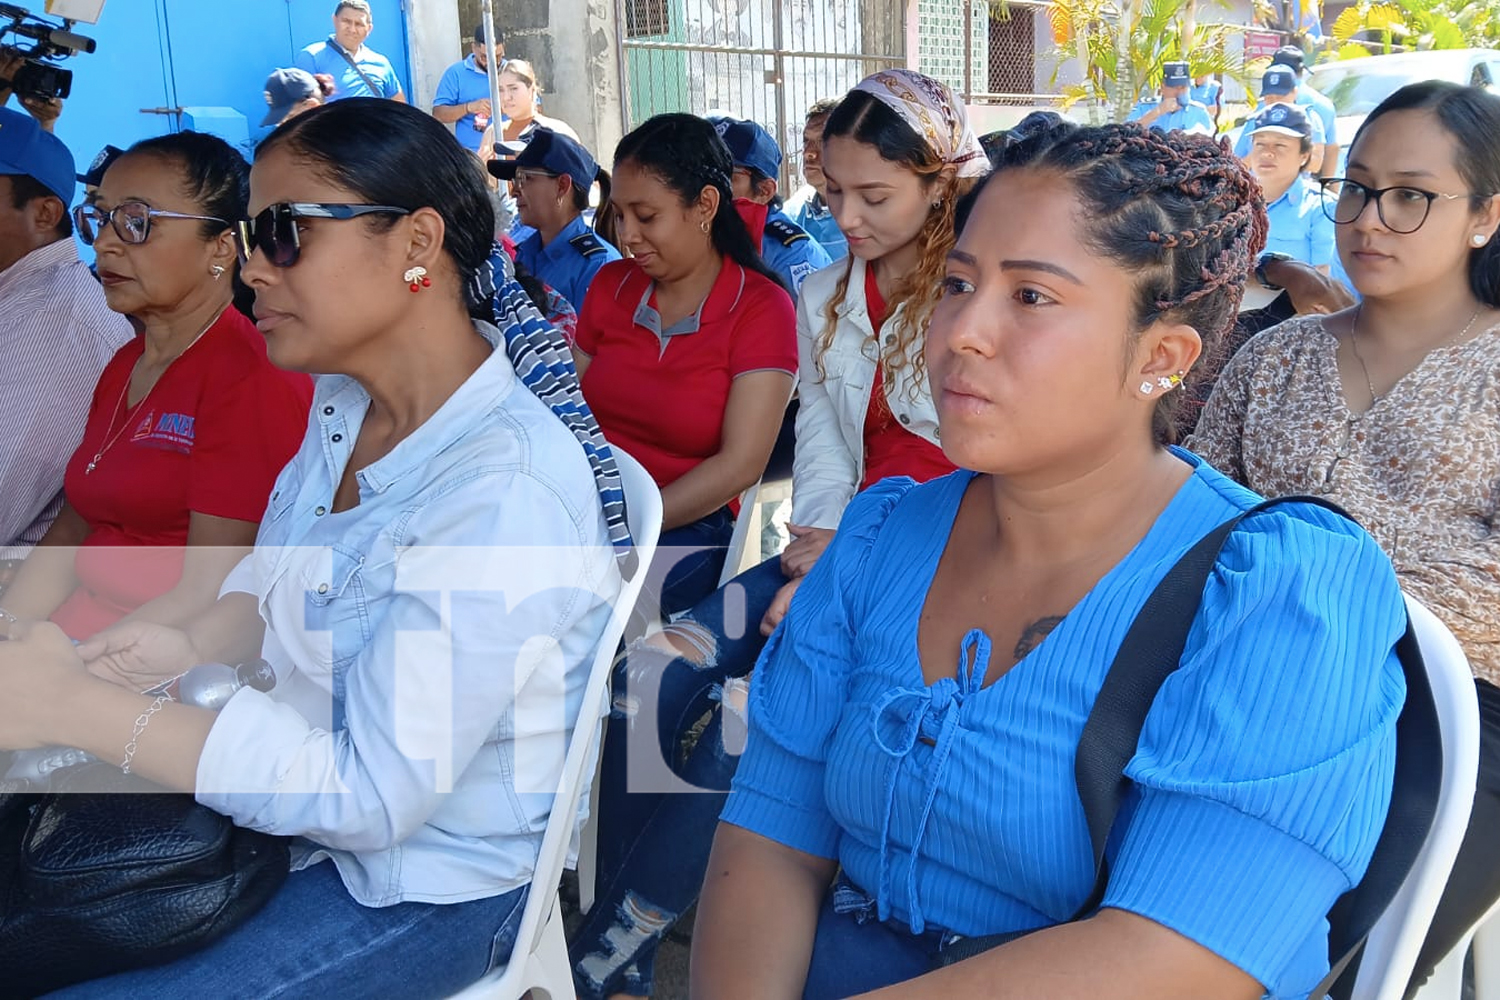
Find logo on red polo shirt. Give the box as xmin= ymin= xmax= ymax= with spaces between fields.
xmin=128 ymin=411 xmax=196 ymax=453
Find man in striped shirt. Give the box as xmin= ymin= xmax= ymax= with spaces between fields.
xmin=0 ymin=112 xmax=133 ymax=560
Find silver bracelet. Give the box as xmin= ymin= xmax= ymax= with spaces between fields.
xmin=121 ymin=694 xmax=170 ymax=775
xmin=0 ymin=607 xmax=17 ymax=641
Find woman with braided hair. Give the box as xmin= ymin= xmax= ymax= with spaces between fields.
xmin=1190 ymin=81 xmax=1500 ymax=995
xmin=693 ymin=122 xmax=1407 ymax=999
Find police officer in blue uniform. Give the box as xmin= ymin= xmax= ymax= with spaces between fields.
xmin=1127 ymin=61 xmax=1216 ymax=136
xmin=707 ymin=114 xmax=831 ymax=299
xmin=488 ymin=127 xmax=621 ymax=313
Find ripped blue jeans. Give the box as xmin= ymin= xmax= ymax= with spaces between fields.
xmin=569 ymin=557 xmax=788 ymax=999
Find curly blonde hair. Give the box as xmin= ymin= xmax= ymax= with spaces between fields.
xmin=814 ymin=92 xmax=978 ymax=401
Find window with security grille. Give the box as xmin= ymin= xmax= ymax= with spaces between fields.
xmin=626 ymin=0 xmax=671 ymax=38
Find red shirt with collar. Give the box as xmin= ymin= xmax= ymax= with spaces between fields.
xmin=575 ymin=256 xmax=796 ymax=489
xmin=52 ymin=308 xmax=312 ymax=638
xmin=861 ymin=266 xmax=957 ymax=491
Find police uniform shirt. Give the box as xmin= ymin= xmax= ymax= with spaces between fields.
xmin=1264 ymin=176 xmax=1336 ymax=270
xmin=762 ymin=208 xmax=831 ymax=300
xmin=1233 ymin=111 xmax=1326 ymax=159
xmin=1126 ymin=98 xmax=1216 ymax=136
xmin=1296 ymin=85 xmax=1340 ymax=147
xmin=786 ymin=186 xmax=848 ymax=263
xmin=515 ymin=214 xmax=622 ymax=315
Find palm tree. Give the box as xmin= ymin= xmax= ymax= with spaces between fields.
xmin=1330 ymin=0 xmax=1498 ymax=58
xmin=1046 ymin=0 xmax=1245 ymax=122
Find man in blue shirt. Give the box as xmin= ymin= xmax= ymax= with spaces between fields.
xmin=1272 ymin=45 xmax=1339 ymax=178
xmin=708 ymin=114 xmax=831 ymax=299
xmin=1232 ymin=65 xmax=1325 ymax=161
xmin=1126 ymin=61 xmax=1215 ymax=136
xmin=784 ymin=97 xmax=848 ymax=263
xmin=295 ymin=0 xmax=405 ymax=103
xmin=432 ymin=23 xmax=504 ymax=154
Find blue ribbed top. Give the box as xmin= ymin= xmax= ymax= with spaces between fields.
xmin=722 ymin=449 xmax=1407 ymax=999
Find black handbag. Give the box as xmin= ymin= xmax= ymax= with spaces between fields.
xmin=937 ymin=496 xmax=1440 ymax=1000
xmin=0 ymin=759 xmax=291 ymax=998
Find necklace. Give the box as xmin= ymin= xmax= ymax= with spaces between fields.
xmin=1347 ymin=303 xmax=1484 ymax=411
xmin=84 ymin=307 xmax=226 ymax=475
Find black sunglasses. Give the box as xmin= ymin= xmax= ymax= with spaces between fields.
xmin=235 ymin=202 xmax=411 ymax=268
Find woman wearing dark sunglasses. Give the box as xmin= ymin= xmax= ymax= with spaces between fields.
xmin=1191 ymin=80 xmax=1500 ymax=993
xmin=0 ymin=97 xmax=624 ymax=996
xmin=0 ymin=132 xmax=311 ymax=643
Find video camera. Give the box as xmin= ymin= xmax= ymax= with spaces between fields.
xmin=0 ymin=3 xmax=102 ymax=102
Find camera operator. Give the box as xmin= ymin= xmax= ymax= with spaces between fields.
xmin=0 ymin=46 xmax=61 ymax=131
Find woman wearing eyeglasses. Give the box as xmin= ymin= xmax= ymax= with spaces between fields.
xmin=0 ymin=98 xmax=625 ymax=995
xmin=0 ymin=132 xmax=311 ymax=642
xmin=1190 ymin=80 xmax=1500 ymax=993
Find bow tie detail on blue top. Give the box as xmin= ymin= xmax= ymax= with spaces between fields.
xmin=869 ymin=627 xmax=994 ymax=934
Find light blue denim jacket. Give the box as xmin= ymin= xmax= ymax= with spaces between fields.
xmin=197 ymin=321 xmax=619 ymax=906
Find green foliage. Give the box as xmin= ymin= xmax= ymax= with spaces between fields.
xmin=1045 ymin=0 xmax=1247 ymax=121
xmin=1331 ymin=0 xmax=1499 ymax=57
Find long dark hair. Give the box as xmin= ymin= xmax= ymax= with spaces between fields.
xmin=959 ymin=122 xmax=1267 ymax=444
xmin=1354 ymin=81 xmax=1500 ymax=308
xmin=612 ymin=113 xmax=786 ymax=292
xmin=257 ymin=98 xmax=495 ymax=316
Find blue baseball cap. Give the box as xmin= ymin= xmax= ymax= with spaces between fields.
xmin=1262 ymin=66 xmax=1298 ymax=97
xmin=488 ymin=127 xmax=600 ymax=193
xmin=706 ymin=114 xmax=782 ymax=181
xmin=262 ymin=67 xmax=321 ymax=127
xmin=1273 ymin=45 xmax=1307 ymax=75
xmin=1249 ymin=103 xmax=1313 ymax=140
xmin=1162 ymin=62 xmax=1191 ymax=88
xmin=0 ymin=107 xmax=75 ymax=203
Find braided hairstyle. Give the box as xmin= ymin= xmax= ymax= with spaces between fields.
xmin=961 ymin=122 xmax=1267 ymax=444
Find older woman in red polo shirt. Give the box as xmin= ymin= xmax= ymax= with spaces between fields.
xmin=574 ymin=113 xmax=797 ymax=616
xmin=0 ymin=133 xmax=310 ymax=640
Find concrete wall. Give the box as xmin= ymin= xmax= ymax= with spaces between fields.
xmin=408 ymin=0 xmax=625 ymax=162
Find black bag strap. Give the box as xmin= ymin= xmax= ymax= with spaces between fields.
xmin=328 ymin=37 xmax=383 ymax=97
xmin=941 ymin=494 xmax=1357 ymax=968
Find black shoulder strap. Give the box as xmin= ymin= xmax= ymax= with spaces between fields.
xmin=1071 ymin=494 xmax=1352 ymax=917
xmin=328 ymin=38 xmax=383 ymax=97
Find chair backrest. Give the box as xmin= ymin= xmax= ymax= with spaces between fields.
xmin=1334 ymin=595 xmax=1481 ymax=1000
xmin=503 ymin=448 xmax=663 ymax=968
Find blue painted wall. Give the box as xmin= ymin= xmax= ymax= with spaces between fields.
xmin=26 ymin=0 xmax=410 ymax=172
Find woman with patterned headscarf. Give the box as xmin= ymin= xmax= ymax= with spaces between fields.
xmin=569 ymin=69 xmax=992 ymax=1000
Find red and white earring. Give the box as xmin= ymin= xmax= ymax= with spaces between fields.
xmin=404 ymin=266 xmax=431 ymax=292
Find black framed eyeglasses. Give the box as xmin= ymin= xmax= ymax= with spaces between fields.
xmin=73 ymin=200 xmax=229 ymax=247
xmin=234 ymin=202 xmax=411 ymax=268
xmin=1319 ymin=178 xmax=1474 ymax=235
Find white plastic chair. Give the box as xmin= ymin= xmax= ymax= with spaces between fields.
xmin=1343 ymin=595 xmax=1481 ymax=999
xmin=448 ymin=449 xmax=663 ymax=1000
xmin=1416 ymin=896 xmax=1500 ymax=999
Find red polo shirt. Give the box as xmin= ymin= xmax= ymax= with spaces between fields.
xmin=575 ymin=257 xmax=796 ymax=489
xmin=52 ymin=309 xmax=312 ymax=638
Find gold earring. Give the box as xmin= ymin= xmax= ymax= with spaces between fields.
xmin=700 ymin=219 xmax=710 ymax=234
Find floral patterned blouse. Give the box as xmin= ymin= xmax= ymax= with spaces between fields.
xmin=1189 ymin=314 xmax=1500 ymax=686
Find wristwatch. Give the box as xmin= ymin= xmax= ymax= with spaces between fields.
xmin=1255 ymin=252 xmax=1294 ymax=290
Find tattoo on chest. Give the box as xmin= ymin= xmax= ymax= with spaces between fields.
xmin=1013 ymin=615 xmax=1066 ymax=661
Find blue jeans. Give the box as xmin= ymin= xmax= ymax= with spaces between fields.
xmin=802 ymin=878 xmax=955 ymax=999
xmin=47 ymin=860 xmax=529 ymax=999
xmin=570 ymin=557 xmax=788 ymax=998
xmin=653 ymin=506 xmax=734 ymax=620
